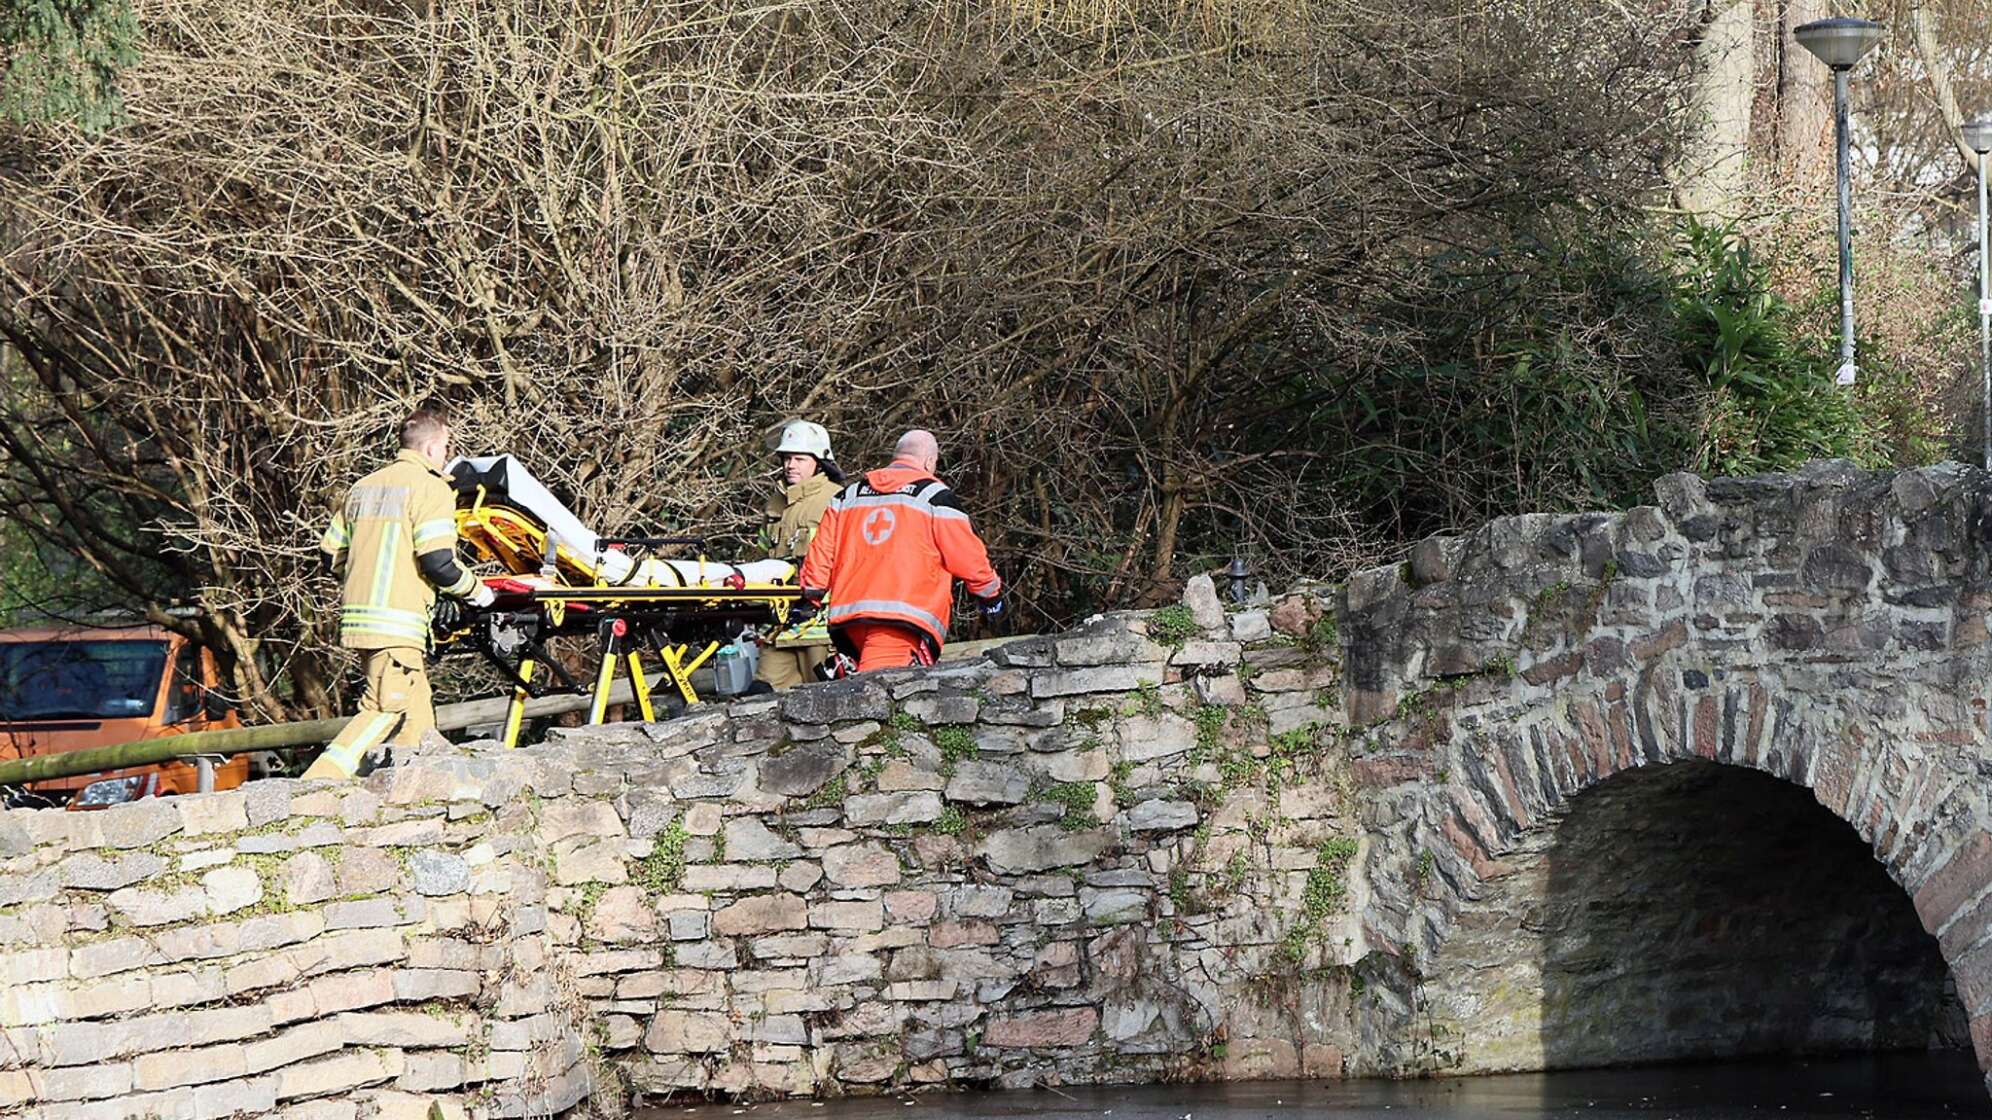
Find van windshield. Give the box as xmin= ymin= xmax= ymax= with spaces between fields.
xmin=0 ymin=641 xmax=169 ymax=721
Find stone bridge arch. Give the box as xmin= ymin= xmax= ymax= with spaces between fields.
xmin=1338 ymin=462 xmax=1992 ymax=1086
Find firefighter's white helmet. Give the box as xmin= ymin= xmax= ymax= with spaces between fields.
xmin=772 ymin=420 xmax=833 ymax=462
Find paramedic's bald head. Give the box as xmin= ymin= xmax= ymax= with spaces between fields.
xmin=895 ymin=430 xmax=940 ymax=473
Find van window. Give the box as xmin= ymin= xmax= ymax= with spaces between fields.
xmin=0 ymin=641 xmax=170 ymax=721
xmin=163 ymin=645 xmax=201 ymax=724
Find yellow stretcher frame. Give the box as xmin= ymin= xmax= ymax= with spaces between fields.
xmin=452 ymin=494 xmax=801 ymax=747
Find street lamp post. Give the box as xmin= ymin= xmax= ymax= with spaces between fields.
xmin=1965 ymin=117 xmax=1992 ymax=471
xmin=1794 ymin=17 xmax=1885 ymax=387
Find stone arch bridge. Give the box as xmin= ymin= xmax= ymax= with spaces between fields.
xmin=2 ymin=461 xmax=1989 ymax=1119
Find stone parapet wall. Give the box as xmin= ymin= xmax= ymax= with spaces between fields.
xmin=13 ymin=459 xmax=1992 ymax=1116
xmin=1 ymin=590 xmax=1367 ymax=1120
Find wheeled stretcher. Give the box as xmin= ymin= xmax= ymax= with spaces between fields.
xmin=440 ymin=456 xmax=807 ymax=747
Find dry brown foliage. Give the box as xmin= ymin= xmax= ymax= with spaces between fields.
xmin=0 ymin=0 xmax=1702 ymax=718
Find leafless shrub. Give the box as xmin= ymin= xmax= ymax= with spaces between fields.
xmin=0 ymin=0 xmax=1699 ymax=716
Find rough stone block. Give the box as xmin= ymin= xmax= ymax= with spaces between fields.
xmin=821 ymin=843 xmax=901 ymax=888
xmin=682 ymin=864 xmax=777 ymax=892
xmin=409 ymin=850 xmax=472 ymax=896
xmin=947 ymin=885 xmax=1014 ymax=918
xmin=277 ymin=852 xmax=336 ymax=908
xmin=903 ymin=693 xmax=981 ymax=724
xmin=809 ymin=900 xmax=884 ymax=932
xmin=0 ymin=815 xmax=32 ymax=860
xmin=780 ymin=679 xmax=892 ymax=725
xmin=1182 ymin=575 xmax=1226 ymax=631
xmin=1126 ymin=800 xmax=1199 ymax=832
xmin=978 ymin=826 xmax=1112 ymax=874
xmin=723 ymin=818 xmax=803 ymax=861
xmin=740 ymin=1013 xmax=808 ymax=1045
xmin=1270 ymin=593 xmax=1324 ymax=635
xmin=875 ymin=761 xmax=944 ymax=791
xmin=398 ymin=1047 xmax=474 ymax=1093
xmin=331 ymin=847 xmax=400 ymax=896
xmin=1031 ymin=663 xmax=1165 ymax=699
xmin=929 ymin=921 xmax=998 ymax=949
xmin=348 ymin=819 xmax=443 ymax=847
xmin=884 ymin=890 xmax=939 ymax=923
xmin=1229 ymin=611 xmax=1272 ymax=642
xmin=945 ymin=761 xmax=1030 ymax=806
xmin=750 ymin=932 xmax=830 ymax=961
xmin=275 ymin=1049 xmax=402 ymax=1102
xmin=393 ymin=968 xmax=480 ymax=1002
xmin=844 ymin=792 xmax=943 ymax=826
xmin=552 ymin=839 xmax=628 ymax=886
xmin=135 ymin=1042 xmax=247 ymax=1091
xmin=69 ymin=936 xmax=163 ymax=980
xmin=1080 ymin=888 xmax=1149 ymax=923
xmin=202 ymin=866 xmax=263 ymax=916
xmin=0 ymin=871 xmax=58 ymax=910
xmin=323 ymin=897 xmax=421 ymax=931
xmin=681 ymin=797 xmax=721 ymax=833
xmin=336 ymin=1010 xmax=473 ymax=1048
xmin=832 ymin=720 xmax=884 ymax=744
xmin=40 ymin=1059 xmax=137 ymax=1100
xmin=644 ymin=1011 xmax=729 ymax=1054
xmin=666 ymin=911 xmax=711 ymax=942
xmin=778 ymin=862 xmax=823 ymax=892
xmin=300 ymin=928 xmax=408 ymax=978
xmin=673 ymin=940 xmax=737 ymax=969
xmin=98 ymin=801 xmax=183 ymax=850
xmin=1171 ymin=640 xmax=1243 ymax=668
xmin=179 ymin=1075 xmax=279 ymax=1120
xmin=57 ymin=852 xmax=166 ymax=892
xmin=760 ymin=743 xmax=849 ymax=797
xmin=578 ymin=885 xmax=654 ymax=943
xmin=234 ymin=821 xmax=343 ymax=856
xmin=178 ymin=792 xmax=250 ymax=837
xmin=818 ymin=952 xmax=884 ymax=985
xmin=712 ymin=893 xmax=808 ymax=936
xmin=884 ymin=980 xmax=958 ymax=1002
xmin=0 ymin=946 xmax=67 ymax=986
xmin=982 ymin=1007 xmax=1099 ymax=1048
xmin=1117 ymin=713 xmax=1198 ymax=761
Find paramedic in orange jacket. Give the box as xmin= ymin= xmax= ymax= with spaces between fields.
xmin=796 ymin=430 xmax=1003 ymax=671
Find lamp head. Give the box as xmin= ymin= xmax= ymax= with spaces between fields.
xmin=1794 ymin=17 xmax=1885 ymax=71
xmin=1964 ymin=115 xmax=1992 ymax=156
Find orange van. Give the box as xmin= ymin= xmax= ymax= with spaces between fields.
xmin=0 ymin=624 xmax=248 ymax=808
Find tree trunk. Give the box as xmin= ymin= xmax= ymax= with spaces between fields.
xmin=1768 ymin=0 xmax=1834 ymax=186
xmin=1907 ymin=0 xmax=1976 ymax=168
xmin=1676 ymin=0 xmax=1757 ymax=217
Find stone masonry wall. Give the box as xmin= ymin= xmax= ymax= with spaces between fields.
xmin=1 ymin=591 xmax=1373 ymax=1120
xmin=1337 ymin=461 xmax=1992 ymax=1085
xmin=13 ymin=459 xmax=1992 ymax=1118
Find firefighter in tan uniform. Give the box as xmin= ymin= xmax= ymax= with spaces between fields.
xmin=752 ymin=420 xmax=842 ymax=691
xmin=305 ymin=409 xmax=493 ymax=779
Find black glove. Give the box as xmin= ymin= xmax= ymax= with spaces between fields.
xmin=785 ymin=599 xmax=820 ymax=627
xmin=979 ymin=594 xmax=1005 ymax=619
xmin=431 ymin=596 xmax=465 ymax=637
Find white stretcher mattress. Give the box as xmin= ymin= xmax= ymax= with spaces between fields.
xmin=450 ymin=455 xmax=793 ymax=588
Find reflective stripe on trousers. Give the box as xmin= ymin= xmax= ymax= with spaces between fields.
xmin=303 ymin=648 xmax=434 ymax=779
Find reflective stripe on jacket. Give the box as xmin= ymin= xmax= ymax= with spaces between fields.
xmin=798 ymin=459 xmax=1001 ymax=649
xmin=320 ymin=449 xmax=471 ymax=650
